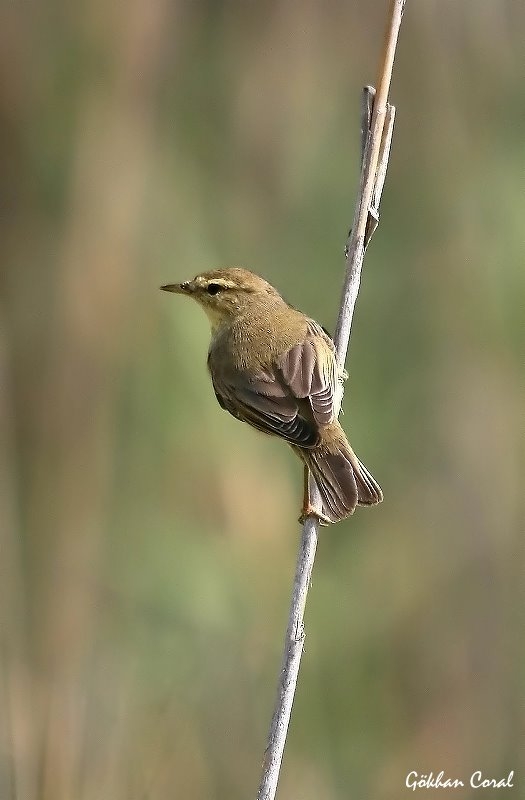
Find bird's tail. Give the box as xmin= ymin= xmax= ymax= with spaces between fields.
xmin=300 ymin=423 xmax=383 ymax=523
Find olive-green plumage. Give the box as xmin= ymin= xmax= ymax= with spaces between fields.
xmin=161 ymin=267 xmax=382 ymax=523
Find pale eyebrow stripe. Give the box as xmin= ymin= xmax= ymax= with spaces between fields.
xmin=201 ymin=278 xmax=237 ymax=289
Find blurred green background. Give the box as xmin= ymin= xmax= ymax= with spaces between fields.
xmin=1 ymin=1 xmax=523 ymax=798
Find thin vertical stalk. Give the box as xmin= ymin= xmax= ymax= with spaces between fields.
xmin=256 ymin=3 xmax=406 ymax=799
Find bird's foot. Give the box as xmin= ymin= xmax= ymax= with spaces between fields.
xmin=298 ymin=504 xmax=332 ymax=527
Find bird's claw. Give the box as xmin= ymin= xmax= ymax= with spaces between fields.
xmin=298 ymin=505 xmax=332 ymax=527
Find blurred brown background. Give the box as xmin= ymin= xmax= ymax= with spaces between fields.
xmin=1 ymin=1 xmax=523 ymax=798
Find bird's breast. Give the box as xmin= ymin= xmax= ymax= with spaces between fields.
xmin=208 ymin=306 xmax=307 ymax=377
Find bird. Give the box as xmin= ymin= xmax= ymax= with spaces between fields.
xmin=161 ymin=267 xmax=382 ymax=524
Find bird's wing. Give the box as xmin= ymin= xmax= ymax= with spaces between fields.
xmin=212 ymin=366 xmax=318 ymax=447
xmin=211 ymin=320 xmax=339 ymax=448
xmin=277 ymin=320 xmax=339 ymax=428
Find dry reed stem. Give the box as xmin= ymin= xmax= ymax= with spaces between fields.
xmin=256 ymin=3 xmax=406 ymax=799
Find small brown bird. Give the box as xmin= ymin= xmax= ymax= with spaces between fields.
xmin=161 ymin=268 xmax=382 ymax=523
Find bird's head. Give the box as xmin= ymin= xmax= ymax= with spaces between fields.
xmin=161 ymin=267 xmax=281 ymax=330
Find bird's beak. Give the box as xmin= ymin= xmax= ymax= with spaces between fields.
xmin=160 ymin=281 xmax=192 ymax=295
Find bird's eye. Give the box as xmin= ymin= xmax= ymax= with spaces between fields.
xmin=207 ymin=283 xmax=222 ymax=295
